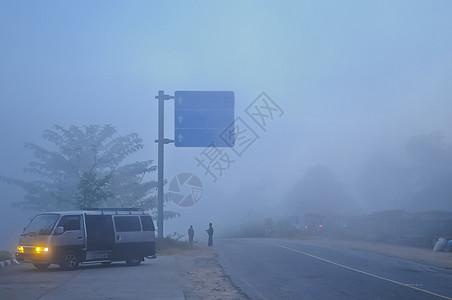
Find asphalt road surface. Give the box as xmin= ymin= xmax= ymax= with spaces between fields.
xmin=217 ymin=238 xmax=452 ymax=300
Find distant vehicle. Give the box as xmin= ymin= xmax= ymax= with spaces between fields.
xmin=15 ymin=208 xmax=157 ymax=270
xmin=304 ymin=213 xmax=326 ymax=235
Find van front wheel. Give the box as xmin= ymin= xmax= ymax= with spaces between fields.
xmin=125 ymin=257 xmax=142 ymax=266
xmin=60 ymin=251 xmax=79 ymax=270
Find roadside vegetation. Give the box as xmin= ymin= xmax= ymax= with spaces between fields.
xmin=0 ymin=124 xmax=179 ymax=220
xmin=156 ymin=232 xmax=192 ymax=255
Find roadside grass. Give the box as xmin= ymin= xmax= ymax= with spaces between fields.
xmin=156 ymin=233 xmax=193 ymax=255
xmin=0 ymin=250 xmax=12 ymax=261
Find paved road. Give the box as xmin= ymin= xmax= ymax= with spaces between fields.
xmin=217 ymin=238 xmax=452 ymax=300
xmin=0 ymin=257 xmax=184 ymax=300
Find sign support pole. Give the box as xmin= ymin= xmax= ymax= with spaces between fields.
xmin=155 ymin=90 xmax=174 ymax=238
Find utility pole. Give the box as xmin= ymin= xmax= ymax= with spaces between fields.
xmin=155 ymin=90 xmax=174 ymax=238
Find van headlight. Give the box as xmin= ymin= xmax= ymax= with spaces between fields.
xmin=17 ymin=246 xmax=24 ymax=253
xmin=35 ymin=247 xmax=49 ymax=253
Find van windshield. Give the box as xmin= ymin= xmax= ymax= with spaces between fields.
xmin=23 ymin=214 xmax=59 ymax=236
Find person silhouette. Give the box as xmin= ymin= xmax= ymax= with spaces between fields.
xmin=188 ymin=225 xmax=194 ymax=246
xmin=206 ymin=223 xmax=214 ymax=246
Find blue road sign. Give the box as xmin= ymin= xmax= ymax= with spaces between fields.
xmin=175 ymin=91 xmax=234 ymax=147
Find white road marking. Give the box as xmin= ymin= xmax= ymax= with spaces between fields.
xmin=275 ymin=244 xmax=452 ymax=300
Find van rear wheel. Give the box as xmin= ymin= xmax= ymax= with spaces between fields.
xmin=125 ymin=257 xmax=142 ymax=266
xmin=33 ymin=263 xmax=50 ymax=270
xmin=60 ymin=251 xmax=79 ymax=270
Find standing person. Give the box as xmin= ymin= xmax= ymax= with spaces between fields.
xmin=188 ymin=225 xmax=194 ymax=246
xmin=206 ymin=223 xmax=214 ymax=246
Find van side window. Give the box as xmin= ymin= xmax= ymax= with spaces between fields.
xmin=58 ymin=215 xmax=81 ymax=231
xmin=114 ymin=216 xmax=141 ymax=232
xmin=140 ymin=216 xmax=155 ymax=231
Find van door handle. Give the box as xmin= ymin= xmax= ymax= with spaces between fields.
xmin=117 ymin=235 xmax=121 ymax=241
xmin=78 ymin=236 xmax=84 ymax=239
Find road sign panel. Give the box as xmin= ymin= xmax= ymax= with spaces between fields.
xmin=175 ymin=109 xmax=234 ymax=129
xmin=175 ymin=91 xmax=234 ymax=110
xmin=175 ymin=128 xmax=233 ymax=147
xmin=174 ymin=91 xmax=234 ymax=147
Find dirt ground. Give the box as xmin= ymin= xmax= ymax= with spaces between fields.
xmin=174 ymin=238 xmax=452 ymax=299
xmin=175 ymin=246 xmax=249 ymax=300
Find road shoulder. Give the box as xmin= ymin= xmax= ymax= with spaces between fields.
xmin=175 ymin=246 xmax=249 ymax=300
xmin=299 ymin=237 xmax=452 ymax=270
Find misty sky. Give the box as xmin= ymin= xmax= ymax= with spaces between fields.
xmin=1 ymin=1 xmax=452 ymax=247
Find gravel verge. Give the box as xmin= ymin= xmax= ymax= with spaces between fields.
xmin=175 ymin=246 xmax=249 ymax=300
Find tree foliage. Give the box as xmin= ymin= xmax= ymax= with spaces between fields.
xmin=0 ymin=124 xmax=176 ymax=217
xmin=286 ymin=165 xmax=357 ymax=215
xmin=405 ymin=133 xmax=452 ymax=211
xmin=357 ymin=153 xmax=411 ymax=212
xmin=358 ymin=133 xmax=452 ymax=212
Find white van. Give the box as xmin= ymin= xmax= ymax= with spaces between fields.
xmin=15 ymin=208 xmax=157 ymax=270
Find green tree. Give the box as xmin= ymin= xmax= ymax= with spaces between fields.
xmin=0 ymin=124 xmax=177 ymax=218
xmin=286 ymin=165 xmax=357 ymax=216
xmin=76 ymin=171 xmax=113 ymax=208
xmin=357 ymin=133 xmax=452 ymax=212
xmin=405 ymin=133 xmax=452 ymax=211
xmin=357 ymin=153 xmax=410 ymax=212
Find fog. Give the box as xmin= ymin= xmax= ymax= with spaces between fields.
xmin=1 ymin=1 xmax=452 ymax=249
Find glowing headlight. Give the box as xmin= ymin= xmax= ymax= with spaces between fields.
xmin=17 ymin=246 xmax=24 ymax=253
xmin=35 ymin=247 xmax=49 ymax=253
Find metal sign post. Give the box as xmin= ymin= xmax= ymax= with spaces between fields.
xmin=154 ymin=90 xmax=234 ymax=238
xmin=155 ymin=91 xmax=174 ymax=238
